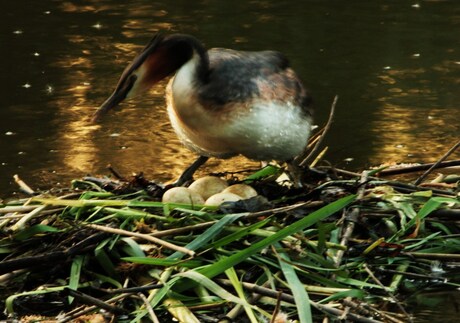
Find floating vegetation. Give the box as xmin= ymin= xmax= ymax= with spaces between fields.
xmin=1 ymin=158 xmax=459 ymax=322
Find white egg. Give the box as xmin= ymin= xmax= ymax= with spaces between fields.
xmin=205 ymin=192 xmax=242 ymax=206
xmin=222 ymin=184 xmax=258 ymax=199
xmin=188 ymin=176 xmax=228 ymax=200
xmin=162 ymin=187 xmax=205 ymax=205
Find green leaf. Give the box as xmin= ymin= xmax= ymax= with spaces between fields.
xmin=319 ymin=289 xmax=365 ymax=303
xmin=395 ymin=196 xmax=460 ymax=238
xmin=225 ymin=267 xmax=258 ymax=323
xmin=210 ymin=217 xmax=272 ymax=248
xmin=244 ymin=165 xmax=282 ymax=182
xmin=94 ymin=239 xmax=119 ymax=279
xmin=175 ymin=195 xmax=356 ymax=292
xmin=168 ymin=213 xmax=247 ymax=260
xmin=68 ymin=255 xmax=84 ymax=304
xmin=13 ymin=224 xmax=60 ymax=241
xmin=276 ymin=243 xmax=312 ymax=323
xmin=122 ymin=257 xmax=203 ymax=268
xmin=176 ymin=271 xmax=261 ymax=312
xmin=119 ymin=237 xmax=146 ymax=257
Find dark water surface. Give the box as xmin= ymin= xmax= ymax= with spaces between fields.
xmin=0 ymin=0 xmax=459 ymax=318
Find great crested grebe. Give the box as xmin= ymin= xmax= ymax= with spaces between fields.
xmin=94 ymin=33 xmax=313 ymax=185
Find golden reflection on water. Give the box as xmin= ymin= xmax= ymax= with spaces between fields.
xmin=370 ymin=61 xmax=460 ymax=166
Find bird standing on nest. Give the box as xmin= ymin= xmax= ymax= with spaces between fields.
xmin=94 ymin=33 xmax=313 ymax=185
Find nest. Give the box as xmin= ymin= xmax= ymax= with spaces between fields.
xmin=1 ymin=159 xmax=459 ymax=322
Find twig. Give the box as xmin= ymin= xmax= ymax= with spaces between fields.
xmin=13 ymin=174 xmax=35 ymax=195
xmin=101 ymin=283 xmax=164 ymax=294
xmin=58 ymin=293 xmax=129 ymax=323
xmin=11 ymin=204 xmax=48 ymax=231
xmin=402 ymin=252 xmax=460 ymax=260
xmin=218 ymin=279 xmax=383 ymax=323
xmin=378 ymin=160 xmax=460 ymax=176
xmin=321 ymin=167 xmax=457 ymax=197
xmin=414 ymin=140 xmax=460 ymax=185
xmin=269 ymin=291 xmax=283 ymax=323
xmin=149 ymin=221 xmax=218 ymax=237
xmin=85 ymin=223 xmax=195 ymax=257
xmin=363 ymin=264 xmax=412 ymax=322
xmin=64 ymin=288 xmax=127 ymax=315
xmin=0 ymin=205 xmax=39 ymax=213
xmin=298 ymin=95 xmax=338 ymax=167
xmin=138 ymin=292 xmax=160 ymax=323
xmin=334 ymin=171 xmax=368 ymax=267
xmin=342 ymin=299 xmax=405 ymax=323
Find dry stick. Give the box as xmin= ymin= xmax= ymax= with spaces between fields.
xmin=334 ymin=171 xmax=369 ymax=267
xmin=218 ymin=279 xmax=383 ymax=323
xmin=269 ymin=292 xmax=283 ymax=323
xmin=402 ymin=252 xmax=460 ymax=260
xmin=218 ymin=279 xmax=273 ymax=323
xmin=59 ymin=293 xmax=129 ymax=323
xmin=379 ymin=160 xmax=460 ymax=176
xmin=13 ymin=174 xmax=35 ymax=195
xmin=414 ymin=139 xmax=460 ymax=185
xmin=11 ymin=204 xmax=47 ymax=231
xmin=149 ymin=221 xmax=218 ymax=238
xmin=85 ymin=223 xmax=195 ymax=257
xmin=10 ymin=192 xmax=80 ymax=231
xmin=362 ymin=264 xmax=412 ymax=322
xmin=299 ymin=95 xmax=338 ymax=167
xmin=333 ymin=171 xmax=368 ymax=321
xmin=325 ymin=167 xmax=456 ymax=197
xmin=341 ymin=299 xmax=405 ymax=323
xmin=64 ymin=288 xmax=127 ymax=315
xmin=102 ymin=283 xmax=164 ymax=294
xmin=138 ymin=292 xmax=160 ymax=323
xmin=0 ymin=205 xmax=39 ymax=214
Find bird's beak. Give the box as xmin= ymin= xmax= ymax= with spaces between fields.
xmin=93 ymin=91 xmax=124 ymax=122
xmin=92 ymin=74 xmax=137 ymax=122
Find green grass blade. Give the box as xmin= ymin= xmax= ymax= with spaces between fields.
xmin=13 ymin=224 xmax=60 ymax=241
xmin=68 ymin=255 xmax=84 ymax=304
xmin=244 ymin=165 xmax=282 ymax=182
xmin=175 ymin=195 xmax=355 ymax=291
xmin=225 ymin=266 xmax=258 ymax=323
xmin=318 ymin=289 xmax=365 ymax=303
xmin=276 ymin=243 xmax=312 ymax=323
xmin=119 ymin=237 xmax=146 ymax=257
xmin=210 ymin=217 xmax=272 ymax=248
xmin=176 ymin=271 xmax=258 ymax=311
xmin=122 ymin=257 xmax=203 ymax=268
xmin=168 ymin=213 xmax=248 ymax=260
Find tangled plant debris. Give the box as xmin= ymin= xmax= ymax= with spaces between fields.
xmin=1 ymin=158 xmax=459 ymax=323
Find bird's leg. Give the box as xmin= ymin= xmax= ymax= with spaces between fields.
xmin=175 ymin=155 xmax=209 ymax=186
xmin=287 ymin=160 xmax=327 ymax=187
xmin=286 ymin=160 xmax=305 ymax=188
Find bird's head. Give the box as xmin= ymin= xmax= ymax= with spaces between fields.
xmin=93 ymin=33 xmax=204 ymax=121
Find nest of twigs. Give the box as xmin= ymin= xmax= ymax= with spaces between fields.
xmin=1 ymin=157 xmax=459 ymax=323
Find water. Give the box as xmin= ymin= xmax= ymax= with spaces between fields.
xmin=1 ymin=1 xmax=459 ymax=195
xmin=0 ymin=0 xmax=459 ymax=318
